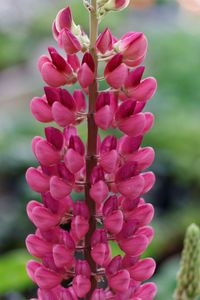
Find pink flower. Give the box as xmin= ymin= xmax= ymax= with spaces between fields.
xmin=115 ymin=32 xmax=148 ymax=67
xmin=122 ymin=66 xmax=157 ymax=101
xmin=38 ymin=47 xmax=75 ymax=87
xmin=96 ymin=28 xmax=115 ymax=54
xmin=58 ymin=29 xmax=82 ymax=54
xmin=54 ymin=6 xmax=73 ymax=34
xmin=103 ymin=0 xmax=130 ymax=11
xmin=26 ymin=2 xmax=157 ymax=299
xmin=78 ymin=52 xmax=95 ymax=88
xmin=104 ymin=54 xmax=128 ymax=88
xmin=94 ymin=92 xmax=117 ymax=130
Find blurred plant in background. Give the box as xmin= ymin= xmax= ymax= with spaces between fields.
xmin=0 ymin=0 xmax=200 ymax=299
xmin=174 ymin=224 xmax=200 ymax=300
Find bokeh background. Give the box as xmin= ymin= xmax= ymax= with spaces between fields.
xmin=0 ymin=0 xmax=200 ymax=299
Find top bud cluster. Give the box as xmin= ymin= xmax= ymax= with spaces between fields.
xmin=25 ymin=1 xmax=158 ymax=300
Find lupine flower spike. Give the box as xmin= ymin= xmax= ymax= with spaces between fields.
xmin=174 ymin=223 xmax=200 ymax=300
xmin=26 ymin=1 xmax=157 ymax=299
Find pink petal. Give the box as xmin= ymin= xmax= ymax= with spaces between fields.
xmin=117 ymin=174 xmax=145 ymax=198
xmin=136 ymin=226 xmax=154 ymax=243
xmin=128 ymin=147 xmax=155 ymax=171
xmin=73 ymin=275 xmax=91 ymax=298
xmin=91 ymin=289 xmax=107 ymax=300
xmin=40 ymin=62 xmax=67 ymax=87
xmin=31 ymin=206 xmax=59 ymax=229
xmin=109 ymin=270 xmax=130 ymax=293
xmin=53 ymin=244 xmax=74 ymax=268
xmin=118 ymin=113 xmax=146 ymax=137
xmin=143 ymin=112 xmax=154 ymax=133
xmin=118 ymin=234 xmax=148 ymax=256
xmin=35 ymin=140 xmax=61 ymax=166
xmin=96 ymin=28 xmax=113 ymax=54
xmin=71 ymin=216 xmax=89 ymax=240
xmin=26 ymin=234 xmax=52 ymax=258
xmin=50 ymin=176 xmax=72 ymax=200
xmin=26 ymin=260 xmax=41 ymax=282
xmin=127 ymin=203 xmax=154 ymax=226
xmin=94 ymin=105 xmax=113 ymax=130
xmin=104 ymin=210 xmax=123 ymax=235
xmin=52 ymin=101 xmax=75 ymax=127
xmin=25 ymin=167 xmax=49 ymax=193
xmin=91 ymin=243 xmax=108 ymax=266
xmin=100 ymin=150 xmax=118 ymax=173
xmin=134 ymin=283 xmax=157 ymax=300
xmin=78 ymin=63 xmax=94 ymax=88
xmin=129 ymin=77 xmax=157 ymax=102
xmin=64 ymin=149 xmax=84 ymax=174
xmin=90 ymin=180 xmax=109 ymax=204
xmin=105 ymin=63 xmax=128 ymax=89
xmin=142 ymin=172 xmax=156 ymax=194
xmin=55 ymin=7 xmax=72 ymax=32
xmin=129 ymin=258 xmax=156 ymax=281
xmin=58 ymin=29 xmax=81 ymax=54
xmin=30 ymin=97 xmax=53 ymax=123
xmin=45 ymin=127 xmax=64 ymax=151
xmin=35 ymin=267 xmax=61 ymax=289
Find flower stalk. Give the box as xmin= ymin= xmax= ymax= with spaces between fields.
xmin=25 ymin=1 xmax=158 ymax=299
xmin=85 ymin=0 xmax=99 ymax=296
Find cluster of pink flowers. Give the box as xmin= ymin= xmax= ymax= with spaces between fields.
xmin=26 ymin=2 xmax=157 ymax=299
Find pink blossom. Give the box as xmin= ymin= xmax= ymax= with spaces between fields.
xmin=26 ymin=2 xmax=157 ymax=299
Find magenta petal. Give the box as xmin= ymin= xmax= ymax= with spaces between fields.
xmin=118 ymin=234 xmax=148 ymax=256
xmin=25 ymin=167 xmax=49 ymax=193
xmin=134 ymin=283 xmax=157 ymax=300
xmin=52 ymin=101 xmax=75 ymax=127
xmin=91 ymin=243 xmax=108 ymax=266
xmin=26 ymin=260 xmax=41 ymax=282
xmin=127 ymin=203 xmax=154 ymax=226
xmin=53 ymin=244 xmax=74 ymax=268
xmin=118 ymin=113 xmax=146 ymax=137
xmin=105 ymin=63 xmax=128 ymax=89
xmin=59 ymin=29 xmax=81 ymax=54
xmin=71 ymin=216 xmax=89 ymax=240
xmin=78 ymin=63 xmax=94 ymax=88
xmin=64 ymin=149 xmax=84 ymax=174
xmin=90 ymin=180 xmax=109 ymax=204
xmin=117 ymin=174 xmax=145 ymax=198
xmin=40 ymin=62 xmax=67 ymax=87
xmin=129 ymin=147 xmax=155 ymax=171
xmin=94 ymin=106 xmax=113 ymax=130
xmin=136 ymin=226 xmax=154 ymax=243
xmin=73 ymin=275 xmax=91 ymax=298
xmin=96 ymin=28 xmax=113 ymax=54
xmin=31 ymin=206 xmax=59 ymax=229
xmin=143 ymin=112 xmax=154 ymax=133
xmin=129 ymin=258 xmax=156 ymax=281
xmin=35 ymin=267 xmax=61 ymax=289
xmin=129 ymin=77 xmax=157 ymax=102
xmin=35 ymin=140 xmax=61 ymax=166
xmin=100 ymin=150 xmax=118 ymax=173
xmin=91 ymin=289 xmax=107 ymax=300
xmin=104 ymin=210 xmax=123 ymax=235
xmin=109 ymin=270 xmax=130 ymax=293
xmin=142 ymin=172 xmax=156 ymax=194
xmin=50 ymin=176 xmax=72 ymax=200
xmin=55 ymin=7 xmax=72 ymax=32
xmin=26 ymin=234 xmax=51 ymax=258
xmin=30 ymin=97 xmax=53 ymax=123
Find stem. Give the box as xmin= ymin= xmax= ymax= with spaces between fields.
xmin=85 ymin=0 xmax=98 ymax=298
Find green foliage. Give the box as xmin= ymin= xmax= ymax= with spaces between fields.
xmin=0 ymin=249 xmax=33 ymax=295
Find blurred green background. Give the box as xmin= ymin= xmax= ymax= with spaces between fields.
xmin=0 ymin=0 xmax=200 ymax=299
